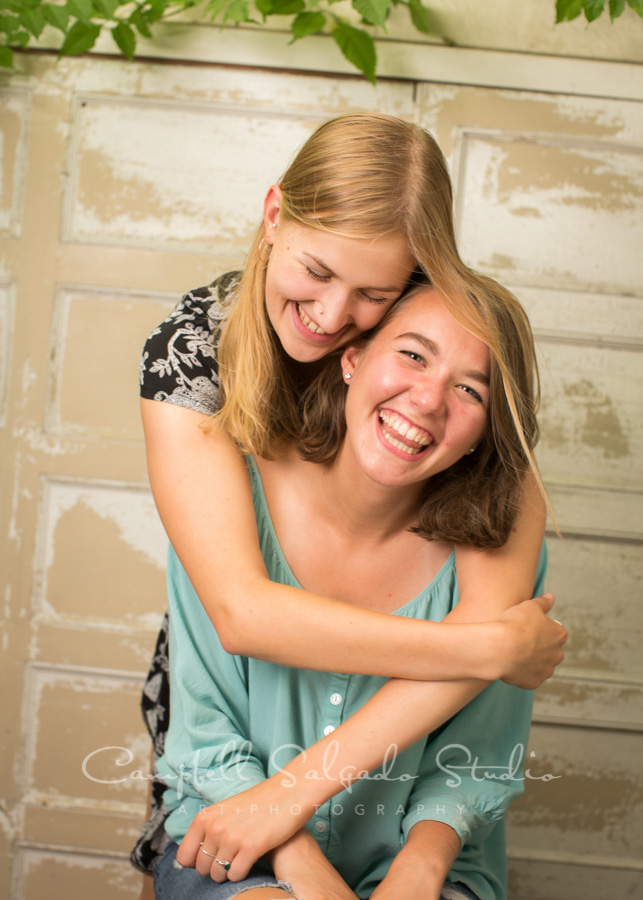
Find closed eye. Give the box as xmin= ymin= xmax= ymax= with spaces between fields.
xmin=361 ymin=292 xmax=393 ymax=306
xmin=305 ymin=266 xmax=331 ymax=282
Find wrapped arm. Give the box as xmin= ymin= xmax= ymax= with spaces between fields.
xmin=143 ymin=400 xmax=561 ymax=687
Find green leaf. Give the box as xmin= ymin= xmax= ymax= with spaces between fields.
xmin=129 ymin=7 xmax=152 ymax=37
xmin=608 ymin=0 xmax=626 ymax=16
xmin=332 ymin=21 xmax=376 ymax=83
xmin=626 ymin=0 xmax=643 ymax=14
xmin=352 ymin=0 xmax=388 ymax=27
xmin=583 ymin=0 xmax=605 ymax=21
xmin=111 ymin=20 xmax=135 ymax=57
xmin=555 ymin=0 xmax=583 ymax=21
xmin=66 ymin=0 xmax=95 ymax=24
xmin=145 ymin=0 xmax=168 ymax=24
xmin=0 ymin=44 xmax=13 ymax=66
xmin=0 ymin=1 xmax=25 ymax=13
xmin=9 ymin=28 xmax=30 ymax=45
xmin=224 ymin=0 xmax=251 ymax=21
xmin=0 ymin=13 xmax=21 ymax=34
xmin=255 ymin=0 xmax=305 ymax=13
xmin=94 ymin=0 xmax=120 ymax=18
xmin=289 ymin=10 xmax=325 ymax=40
xmin=18 ymin=7 xmax=45 ymax=37
xmin=42 ymin=3 xmax=70 ymax=31
xmin=407 ymin=0 xmax=432 ymax=33
xmin=59 ymin=19 xmax=101 ymax=54
xmin=203 ymin=0 xmax=230 ymax=19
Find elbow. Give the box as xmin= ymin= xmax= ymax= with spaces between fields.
xmin=215 ymin=612 xmax=257 ymax=656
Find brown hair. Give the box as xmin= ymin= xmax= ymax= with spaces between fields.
xmin=298 ymin=283 xmax=543 ymax=550
xmin=215 ymin=113 xmax=457 ymax=457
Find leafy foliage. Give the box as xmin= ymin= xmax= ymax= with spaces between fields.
xmin=555 ymin=0 xmax=642 ymax=22
xmin=0 ymin=0 xmax=639 ymax=82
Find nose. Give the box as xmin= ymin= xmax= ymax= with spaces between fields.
xmin=408 ymin=375 xmax=447 ymax=418
xmin=314 ymin=287 xmax=352 ymax=333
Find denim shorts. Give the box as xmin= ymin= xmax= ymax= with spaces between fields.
xmin=153 ymin=841 xmax=480 ymax=900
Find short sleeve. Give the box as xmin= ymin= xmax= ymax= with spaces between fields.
xmin=139 ymin=271 xmax=241 ymax=416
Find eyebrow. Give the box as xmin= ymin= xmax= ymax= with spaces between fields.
xmin=302 ymin=253 xmax=404 ymax=294
xmin=397 ymin=331 xmax=490 ymax=386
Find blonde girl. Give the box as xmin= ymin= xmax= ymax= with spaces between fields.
xmin=136 ymin=114 xmax=564 ymax=882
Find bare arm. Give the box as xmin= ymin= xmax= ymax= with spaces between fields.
xmin=143 ymin=399 xmax=557 ymax=684
xmin=177 ymin=474 xmax=566 ymax=876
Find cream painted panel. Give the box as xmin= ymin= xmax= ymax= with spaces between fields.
xmin=547 ymin=483 xmax=643 ymax=539
xmin=32 ymin=478 xmax=167 ymax=628
xmin=23 ymin=665 xmax=148 ymax=810
xmin=544 ymin=537 xmax=642 ymax=681
xmin=16 ymin=847 xmax=140 ymax=900
xmin=24 ymin=806 xmax=144 ymax=856
xmin=507 ymin=724 xmax=643 ymax=868
xmin=518 ymin=286 xmax=643 ymax=344
xmin=0 ymin=88 xmax=29 ymax=237
xmin=456 ymin=133 xmax=643 ymax=293
xmin=507 ymin=858 xmax=643 ymax=900
xmin=64 ymin=97 xmax=323 ymax=251
xmin=535 ymin=340 xmax=641 ymax=489
xmin=46 ymin=287 xmax=175 ymax=438
xmin=0 ymin=280 xmax=14 ymax=427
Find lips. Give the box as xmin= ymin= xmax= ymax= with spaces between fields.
xmin=378 ymin=409 xmax=433 ymax=456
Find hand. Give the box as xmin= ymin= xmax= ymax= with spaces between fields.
xmin=497 ymin=593 xmax=567 ymax=689
xmin=271 ymin=830 xmax=359 ymax=900
xmin=176 ymin=777 xmax=313 ymax=882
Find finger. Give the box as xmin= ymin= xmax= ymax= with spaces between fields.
xmin=532 ymin=592 xmax=555 ymax=613
xmin=208 ymin=851 xmax=234 ymax=883
xmin=177 ymin=819 xmax=206 ymax=868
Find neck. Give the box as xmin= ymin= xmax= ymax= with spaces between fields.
xmin=316 ymin=443 xmax=426 ymax=541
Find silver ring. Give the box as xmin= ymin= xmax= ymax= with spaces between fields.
xmin=199 ymin=842 xmax=218 ymax=859
xmin=215 ymin=856 xmax=232 ymax=871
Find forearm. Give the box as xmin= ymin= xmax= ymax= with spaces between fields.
xmin=144 ymin=400 xmax=505 ymax=682
xmin=372 ymin=820 xmax=461 ymax=900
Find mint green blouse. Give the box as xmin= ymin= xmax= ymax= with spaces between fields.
xmin=157 ymin=458 xmax=546 ymax=900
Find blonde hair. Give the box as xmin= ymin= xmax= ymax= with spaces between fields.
xmin=299 ymin=283 xmax=547 ymax=549
xmin=215 ymin=113 xmax=457 ymax=457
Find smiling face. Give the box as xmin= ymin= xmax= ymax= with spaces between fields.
xmin=263 ymin=189 xmax=417 ymax=363
xmin=339 ymin=289 xmax=490 ymax=490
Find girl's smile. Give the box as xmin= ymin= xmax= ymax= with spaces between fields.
xmin=340 ymin=289 xmax=490 ymax=489
xmin=263 ymin=187 xmax=416 ymax=363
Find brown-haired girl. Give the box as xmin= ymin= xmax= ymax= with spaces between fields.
xmin=154 ymin=284 xmax=563 ymax=900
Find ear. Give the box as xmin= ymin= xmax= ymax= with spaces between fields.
xmin=341 ymin=344 xmax=361 ymax=381
xmin=263 ymin=185 xmax=282 ymax=244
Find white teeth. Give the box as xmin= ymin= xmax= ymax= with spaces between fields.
xmin=382 ymin=431 xmax=422 ymax=455
xmin=379 ymin=411 xmax=431 ymax=447
xmin=297 ymin=304 xmax=327 ymax=335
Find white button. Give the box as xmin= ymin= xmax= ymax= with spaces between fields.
xmin=323 ymin=725 xmax=335 ymax=736
xmin=330 ymin=693 xmax=342 ymax=706
xmin=314 ymin=821 xmax=327 ymax=834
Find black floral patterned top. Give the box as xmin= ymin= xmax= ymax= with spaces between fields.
xmin=132 ymin=271 xmax=241 ymax=873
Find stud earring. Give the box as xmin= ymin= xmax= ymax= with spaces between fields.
xmin=344 ymin=372 xmax=352 ymax=381
xmin=272 ymin=222 xmax=277 ymax=228
xmin=469 ymin=447 xmax=476 ymax=453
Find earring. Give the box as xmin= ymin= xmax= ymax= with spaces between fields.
xmin=344 ymin=372 xmax=352 ymax=381
xmin=272 ymin=223 xmax=277 ymax=228
xmin=469 ymin=447 xmax=476 ymax=453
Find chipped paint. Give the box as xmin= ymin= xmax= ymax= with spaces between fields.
xmin=68 ymin=99 xmax=315 ymax=250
